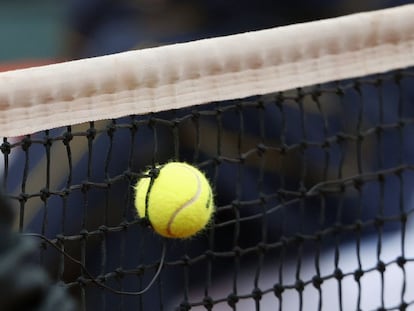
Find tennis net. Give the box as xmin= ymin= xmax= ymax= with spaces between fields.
xmin=0 ymin=4 xmax=414 ymax=311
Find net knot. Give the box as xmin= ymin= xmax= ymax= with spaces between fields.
xmin=120 ymin=221 xmax=129 ymax=231
xmin=56 ymin=234 xmax=65 ymax=242
xmin=334 ymin=268 xmax=344 ymax=280
xmin=135 ymin=264 xmax=145 ymax=276
xmin=311 ymin=89 xmax=322 ymax=100
xmin=398 ymin=120 xmax=406 ymax=129
xmin=86 ymin=127 xmax=96 ymax=139
xmin=123 ymin=169 xmax=133 ymax=181
xmin=81 ymin=182 xmax=91 ymax=193
xmin=300 ymin=140 xmax=308 ymax=150
xmin=130 ymin=119 xmax=139 ymax=131
xmin=115 ymin=267 xmax=124 ymax=278
xmin=231 ymin=200 xmax=241 ymax=209
xmin=399 ymin=302 xmax=408 ymax=310
xmin=205 ymin=250 xmax=215 ymax=260
xmin=178 ymin=301 xmax=191 ymax=311
xmin=353 ymin=178 xmax=364 ymax=190
xmin=40 ymin=188 xmax=50 ymax=201
xmin=191 ymin=110 xmax=200 ymax=119
xmin=354 ymin=269 xmax=364 ymax=281
xmin=295 ymin=280 xmax=305 ymax=292
xmin=259 ymin=192 xmax=268 ymax=204
xmin=294 ymin=234 xmax=305 ymax=244
xmin=376 ymin=261 xmax=386 ymax=273
xmin=252 ymin=287 xmax=262 ymax=301
xmin=227 ymin=293 xmax=239 ymax=307
xmin=62 ymin=131 xmax=73 ymax=145
xmin=257 ymin=242 xmax=268 ymax=254
xmin=21 ymin=136 xmax=32 ymax=151
xmin=62 ymin=188 xmax=71 ymax=197
xmin=181 ymin=255 xmax=191 ymax=266
xmin=397 ymin=256 xmax=406 ymax=268
xmin=374 ymin=216 xmax=384 ymax=229
xmin=97 ymin=274 xmax=107 ymax=283
xmin=140 ymin=217 xmax=152 ymax=228
xmin=43 ymin=135 xmax=52 ymax=147
xmin=99 ymin=225 xmax=108 ymax=233
xmin=203 ymin=296 xmax=214 ymax=309
xmin=106 ymin=123 xmax=116 ymax=137
xmin=214 ymin=156 xmax=222 ymax=165
xmin=353 ymin=220 xmax=363 ymax=232
xmin=312 ymin=275 xmax=323 ymax=289
xmin=0 ymin=140 xmax=11 ymax=155
xmin=233 ymin=246 xmax=242 ymax=257
xmin=18 ymin=193 xmax=29 ymax=203
xmin=322 ymin=140 xmax=331 ymax=148
xmin=148 ymin=167 xmax=160 ymax=179
xmin=335 ymin=132 xmax=346 ymax=143
xmin=400 ymin=212 xmax=408 ymax=224
xmin=77 ymin=276 xmax=87 ymax=286
xmin=80 ymin=229 xmax=89 ymax=239
xmin=256 ymin=143 xmax=267 ymax=156
xmin=375 ymin=125 xmax=383 ymax=134
xmin=273 ymin=284 xmax=284 ymax=298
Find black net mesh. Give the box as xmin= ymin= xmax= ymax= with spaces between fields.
xmin=1 ymin=67 xmax=414 ymax=310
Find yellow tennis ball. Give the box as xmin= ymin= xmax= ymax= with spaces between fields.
xmin=134 ymin=162 xmax=214 ymax=239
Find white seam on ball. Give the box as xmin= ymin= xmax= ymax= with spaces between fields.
xmin=166 ymin=165 xmax=202 ymax=237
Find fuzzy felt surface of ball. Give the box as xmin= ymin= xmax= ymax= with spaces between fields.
xmin=134 ymin=162 xmax=214 ymax=238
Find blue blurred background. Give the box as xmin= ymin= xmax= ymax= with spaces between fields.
xmin=0 ymin=0 xmax=412 ymax=65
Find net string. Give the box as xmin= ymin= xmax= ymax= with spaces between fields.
xmin=0 ymin=5 xmax=413 ymax=137
xmin=2 ymin=67 xmax=414 ymax=309
xmin=23 ymin=232 xmax=167 ymax=296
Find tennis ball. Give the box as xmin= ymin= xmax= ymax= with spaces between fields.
xmin=134 ymin=162 xmax=214 ymax=239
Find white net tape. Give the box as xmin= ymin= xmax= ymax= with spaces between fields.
xmin=0 ymin=4 xmax=413 ymax=137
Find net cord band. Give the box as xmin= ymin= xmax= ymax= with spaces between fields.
xmin=0 ymin=4 xmax=413 ymax=137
